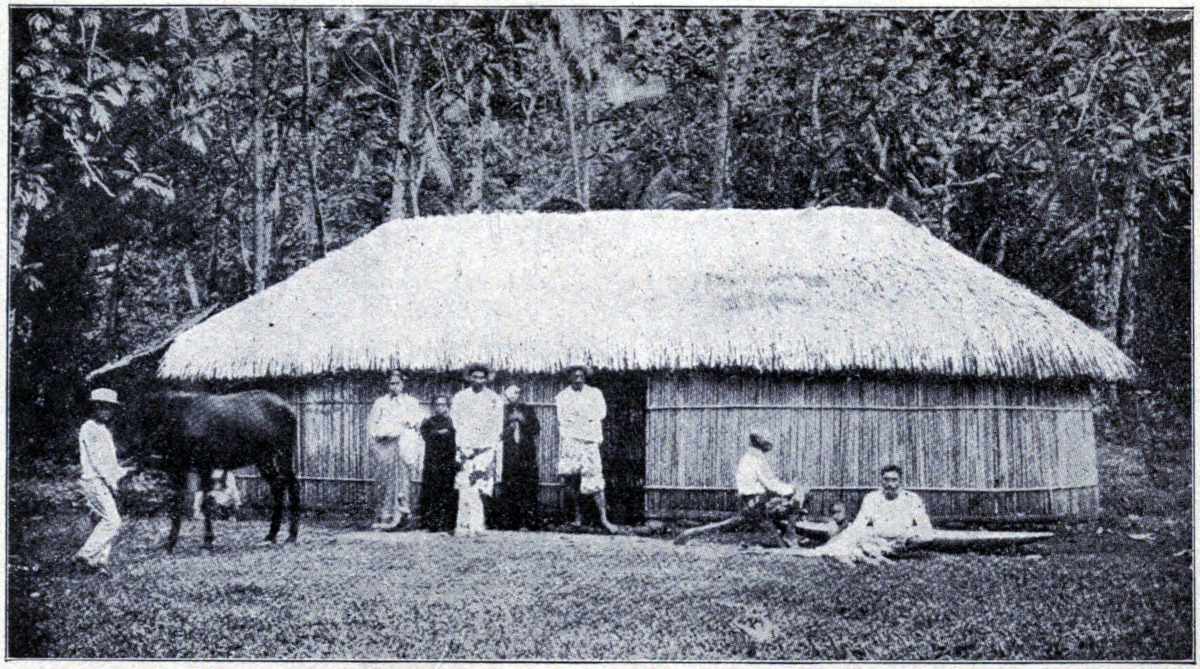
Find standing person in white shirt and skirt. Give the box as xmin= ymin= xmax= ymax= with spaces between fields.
xmin=554 ymin=365 xmax=617 ymax=534
xmin=450 ymin=364 xmax=504 ymax=536
xmin=674 ymin=426 xmax=805 ymax=547
xmin=366 ymin=370 xmax=426 ymax=531
xmin=75 ymin=388 xmax=133 ymax=573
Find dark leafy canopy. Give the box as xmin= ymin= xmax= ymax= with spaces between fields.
xmin=8 ymin=9 xmax=1190 ymax=459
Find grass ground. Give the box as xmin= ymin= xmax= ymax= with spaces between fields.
xmin=8 ymin=406 xmax=1192 ymax=660
xmin=7 ymin=509 xmax=1192 ymax=660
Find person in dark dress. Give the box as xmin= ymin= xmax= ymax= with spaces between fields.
xmin=419 ymin=394 xmax=458 ymax=532
xmin=496 ymin=384 xmax=542 ymax=530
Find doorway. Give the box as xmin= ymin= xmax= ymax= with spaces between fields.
xmin=588 ymin=372 xmax=647 ymax=525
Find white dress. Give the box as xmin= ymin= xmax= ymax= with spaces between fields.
xmin=367 ymin=392 xmax=426 ymax=522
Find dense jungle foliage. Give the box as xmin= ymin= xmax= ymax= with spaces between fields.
xmin=9 ymin=9 xmax=1191 ymax=460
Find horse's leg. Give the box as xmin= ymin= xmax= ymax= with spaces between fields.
xmin=284 ymin=463 xmax=300 ymax=543
xmin=164 ymin=469 xmax=188 ymax=553
xmin=261 ymin=464 xmax=284 ymax=544
xmin=200 ymin=468 xmax=216 ymax=550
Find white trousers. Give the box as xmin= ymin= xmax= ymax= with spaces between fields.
xmin=77 ymin=478 xmax=121 ymax=565
xmin=455 ymin=487 xmax=486 ymax=535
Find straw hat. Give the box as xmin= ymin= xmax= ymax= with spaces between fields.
xmin=89 ymin=388 xmax=121 ymax=405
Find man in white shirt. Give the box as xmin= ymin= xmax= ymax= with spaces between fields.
xmin=786 ymin=465 xmax=934 ymax=564
xmin=367 ymin=370 xmax=427 ymax=530
xmin=674 ymin=427 xmax=805 ymax=547
xmin=845 ymin=465 xmax=933 ymax=544
xmin=555 ymin=365 xmax=616 ymax=534
xmin=75 ymin=388 xmax=133 ymax=573
xmin=450 ymin=364 xmax=504 ymax=536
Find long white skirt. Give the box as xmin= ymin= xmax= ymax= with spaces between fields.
xmin=455 ymin=486 xmax=486 ymax=536
xmin=454 ymin=446 xmax=495 ymax=536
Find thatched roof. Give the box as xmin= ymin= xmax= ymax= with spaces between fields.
xmin=158 ymin=207 xmax=1136 ymax=382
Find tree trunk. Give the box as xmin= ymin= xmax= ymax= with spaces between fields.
xmin=546 ymin=15 xmax=586 ymax=209
xmin=267 ymin=127 xmax=283 ymax=258
xmin=388 ymin=35 xmax=416 ymax=220
xmin=106 ymin=241 xmax=127 ymax=346
xmin=251 ymin=28 xmax=270 ymax=293
xmin=807 ymin=75 xmax=821 ymax=201
xmin=561 ymin=77 xmax=584 ymax=208
xmin=409 ymin=149 xmax=425 ymax=218
xmin=388 ymin=133 xmax=409 ymax=219
xmin=546 ymin=35 xmax=584 ymax=209
xmin=302 ymin=15 xmax=326 ymax=259
xmin=1112 ymin=179 xmax=1142 ymax=351
xmin=710 ymin=44 xmax=730 ymax=208
xmin=581 ymin=90 xmax=592 ymax=209
xmin=465 ymin=82 xmax=493 ymax=213
xmin=182 ymin=255 xmax=203 ymax=309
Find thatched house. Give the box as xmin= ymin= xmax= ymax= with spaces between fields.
xmin=158 ymin=207 xmax=1135 ymax=522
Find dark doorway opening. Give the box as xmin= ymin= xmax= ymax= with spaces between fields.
xmin=586 ymin=372 xmax=647 ymax=526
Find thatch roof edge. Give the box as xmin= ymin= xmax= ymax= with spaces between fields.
xmin=157 ymin=208 xmax=1138 ymax=384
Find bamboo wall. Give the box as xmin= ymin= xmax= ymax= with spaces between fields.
xmin=235 ymin=370 xmax=1099 ymax=523
xmin=237 ymin=373 xmax=567 ymax=511
xmin=644 ymin=373 xmax=1098 ymax=521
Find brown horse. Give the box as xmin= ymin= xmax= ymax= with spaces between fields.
xmin=131 ymin=390 xmax=300 ymax=551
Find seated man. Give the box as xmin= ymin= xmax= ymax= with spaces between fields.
xmin=846 ymin=464 xmax=933 ymax=545
xmin=790 ymin=465 xmax=932 ymax=564
xmin=674 ymin=427 xmax=806 ymax=547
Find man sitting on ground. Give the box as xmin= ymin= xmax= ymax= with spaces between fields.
xmin=790 ymin=464 xmax=933 ymax=564
xmin=846 ymin=464 xmax=933 ymax=545
xmin=674 ymin=427 xmax=805 ymax=547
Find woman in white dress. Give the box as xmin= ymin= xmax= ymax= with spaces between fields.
xmin=366 ymin=370 xmax=426 ymax=530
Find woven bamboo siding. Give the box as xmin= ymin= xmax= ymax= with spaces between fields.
xmin=237 ymin=373 xmax=565 ymax=510
xmin=237 ymin=375 xmax=381 ymax=509
xmin=645 ymin=373 xmax=1097 ymax=521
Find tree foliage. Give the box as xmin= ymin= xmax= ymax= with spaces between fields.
xmin=8 ymin=9 xmax=1191 ymax=458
